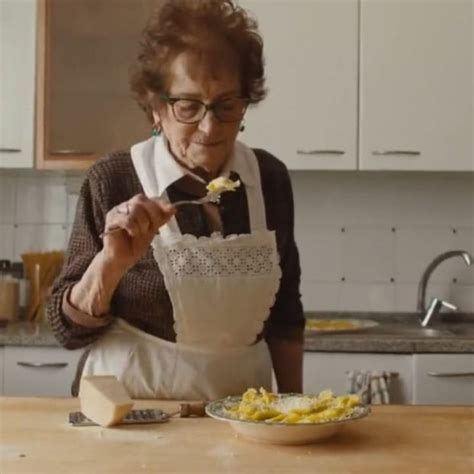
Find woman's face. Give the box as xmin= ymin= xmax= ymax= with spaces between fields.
xmin=152 ymin=51 xmax=244 ymax=178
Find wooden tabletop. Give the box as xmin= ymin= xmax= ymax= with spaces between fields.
xmin=1 ymin=398 xmax=473 ymax=474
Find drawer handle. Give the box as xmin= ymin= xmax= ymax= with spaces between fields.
xmin=17 ymin=362 xmax=68 ymax=368
xmin=0 ymin=148 xmax=21 ymax=153
xmin=372 ymin=150 xmax=421 ymax=156
xmin=297 ymin=149 xmax=345 ymax=155
xmin=49 ymin=150 xmax=94 ymax=155
xmin=427 ymin=371 xmax=474 ymax=377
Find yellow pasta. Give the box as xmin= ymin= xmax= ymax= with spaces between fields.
xmin=225 ymin=388 xmax=361 ymax=424
xmin=206 ymin=177 xmax=241 ymax=194
xmin=305 ymin=319 xmax=357 ymax=330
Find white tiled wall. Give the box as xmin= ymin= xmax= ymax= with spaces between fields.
xmin=291 ymin=171 xmax=474 ymax=313
xmin=0 ymin=170 xmax=473 ymax=313
xmin=0 ymin=173 xmax=69 ymax=260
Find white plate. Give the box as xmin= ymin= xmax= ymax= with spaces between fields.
xmin=206 ymin=395 xmax=370 ymax=445
xmin=305 ymin=318 xmax=379 ymax=334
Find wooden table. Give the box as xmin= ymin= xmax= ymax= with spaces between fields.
xmin=1 ymin=398 xmax=473 ymax=473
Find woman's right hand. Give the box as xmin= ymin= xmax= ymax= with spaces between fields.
xmin=101 ymin=193 xmax=176 ymax=271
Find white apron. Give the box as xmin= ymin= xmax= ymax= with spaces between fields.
xmin=82 ymin=136 xmax=282 ymax=400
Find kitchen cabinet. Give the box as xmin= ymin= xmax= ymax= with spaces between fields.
xmin=240 ymin=0 xmax=472 ymax=171
xmin=0 ymin=0 xmax=36 ymax=168
xmin=359 ymin=0 xmax=473 ymax=171
xmin=30 ymin=0 xmax=472 ymax=171
xmin=3 ymin=346 xmax=83 ymax=397
xmin=36 ymin=0 xmax=153 ymax=170
xmin=304 ymin=352 xmax=413 ymax=403
xmin=240 ymin=0 xmax=358 ymax=170
xmin=305 ymin=351 xmax=474 ymax=405
xmin=413 ymin=353 xmax=474 ymax=405
xmin=0 ymin=347 xmax=4 ymax=395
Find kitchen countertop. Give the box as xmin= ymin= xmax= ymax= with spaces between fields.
xmin=0 ymin=321 xmax=59 ymax=347
xmin=1 ymin=312 xmax=473 ymax=353
xmin=304 ymin=312 xmax=474 ymax=353
xmin=1 ymin=397 xmax=472 ymax=474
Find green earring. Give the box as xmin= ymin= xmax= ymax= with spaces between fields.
xmin=151 ymin=124 xmax=161 ymax=137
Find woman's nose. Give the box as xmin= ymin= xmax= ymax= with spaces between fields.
xmin=197 ymin=109 xmax=219 ymax=134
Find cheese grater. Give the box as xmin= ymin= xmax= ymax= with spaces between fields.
xmin=69 ymin=409 xmax=170 ymax=427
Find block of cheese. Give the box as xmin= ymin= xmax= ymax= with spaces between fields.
xmin=79 ymin=375 xmax=133 ymax=427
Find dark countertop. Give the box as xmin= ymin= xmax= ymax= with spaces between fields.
xmin=1 ymin=312 xmax=473 ymax=353
xmin=0 ymin=321 xmax=59 ymax=347
xmin=304 ymin=312 xmax=474 ymax=353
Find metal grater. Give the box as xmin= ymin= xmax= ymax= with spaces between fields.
xmin=69 ymin=409 xmax=170 ymax=427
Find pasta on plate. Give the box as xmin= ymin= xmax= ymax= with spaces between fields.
xmin=224 ymin=388 xmax=362 ymax=424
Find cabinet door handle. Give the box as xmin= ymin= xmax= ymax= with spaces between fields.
xmin=372 ymin=150 xmax=421 ymax=156
xmin=297 ymin=149 xmax=345 ymax=155
xmin=17 ymin=361 xmax=68 ymax=368
xmin=49 ymin=150 xmax=94 ymax=155
xmin=0 ymin=148 xmax=21 ymax=153
xmin=427 ymin=371 xmax=474 ymax=377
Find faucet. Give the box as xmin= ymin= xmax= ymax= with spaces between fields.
xmin=417 ymin=250 xmax=472 ymax=327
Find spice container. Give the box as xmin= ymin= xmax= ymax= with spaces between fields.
xmin=0 ymin=260 xmax=20 ymax=323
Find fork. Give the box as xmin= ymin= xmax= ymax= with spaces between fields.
xmin=172 ymin=192 xmax=220 ymax=207
xmin=99 ymin=192 xmax=221 ymax=238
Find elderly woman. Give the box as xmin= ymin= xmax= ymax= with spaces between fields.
xmin=47 ymin=0 xmax=304 ymax=400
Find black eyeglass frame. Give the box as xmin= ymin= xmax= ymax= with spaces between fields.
xmin=160 ymin=93 xmax=250 ymax=124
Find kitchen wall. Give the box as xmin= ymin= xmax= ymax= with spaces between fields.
xmin=292 ymin=171 xmax=473 ymax=313
xmin=0 ymin=170 xmax=473 ymax=313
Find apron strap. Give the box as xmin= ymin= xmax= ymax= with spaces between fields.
xmin=238 ymin=143 xmax=267 ymax=232
xmin=157 ymin=191 xmax=181 ymax=239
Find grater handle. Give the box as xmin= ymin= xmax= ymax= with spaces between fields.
xmin=177 ymin=402 xmax=207 ymax=417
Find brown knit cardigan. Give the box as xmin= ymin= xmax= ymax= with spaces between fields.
xmin=46 ymin=148 xmax=305 ymax=350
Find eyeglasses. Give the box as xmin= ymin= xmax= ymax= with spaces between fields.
xmin=160 ymin=94 xmax=249 ymax=124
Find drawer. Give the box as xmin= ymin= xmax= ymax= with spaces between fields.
xmin=4 ymin=346 xmax=84 ymax=397
xmin=413 ymin=354 xmax=474 ymax=405
xmin=304 ymin=352 xmax=412 ymax=404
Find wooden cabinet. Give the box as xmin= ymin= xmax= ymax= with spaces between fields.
xmin=36 ymin=0 xmax=154 ymax=170
xmin=304 ymin=352 xmax=413 ymax=404
xmin=240 ymin=0 xmax=358 ymax=170
xmin=3 ymin=346 xmax=83 ymax=397
xmin=359 ymin=0 xmax=473 ymax=171
xmin=412 ymin=353 xmax=474 ymax=405
xmin=0 ymin=347 xmax=4 ymax=395
xmin=31 ymin=0 xmax=473 ymax=171
xmin=0 ymin=0 xmax=36 ymax=168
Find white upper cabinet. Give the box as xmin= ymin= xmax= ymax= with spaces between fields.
xmin=0 ymin=0 xmax=36 ymax=168
xmin=360 ymin=0 xmax=473 ymax=171
xmin=239 ymin=0 xmax=359 ymax=170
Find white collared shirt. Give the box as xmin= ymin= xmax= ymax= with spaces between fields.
xmin=150 ymin=135 xmax=256 ymax=198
